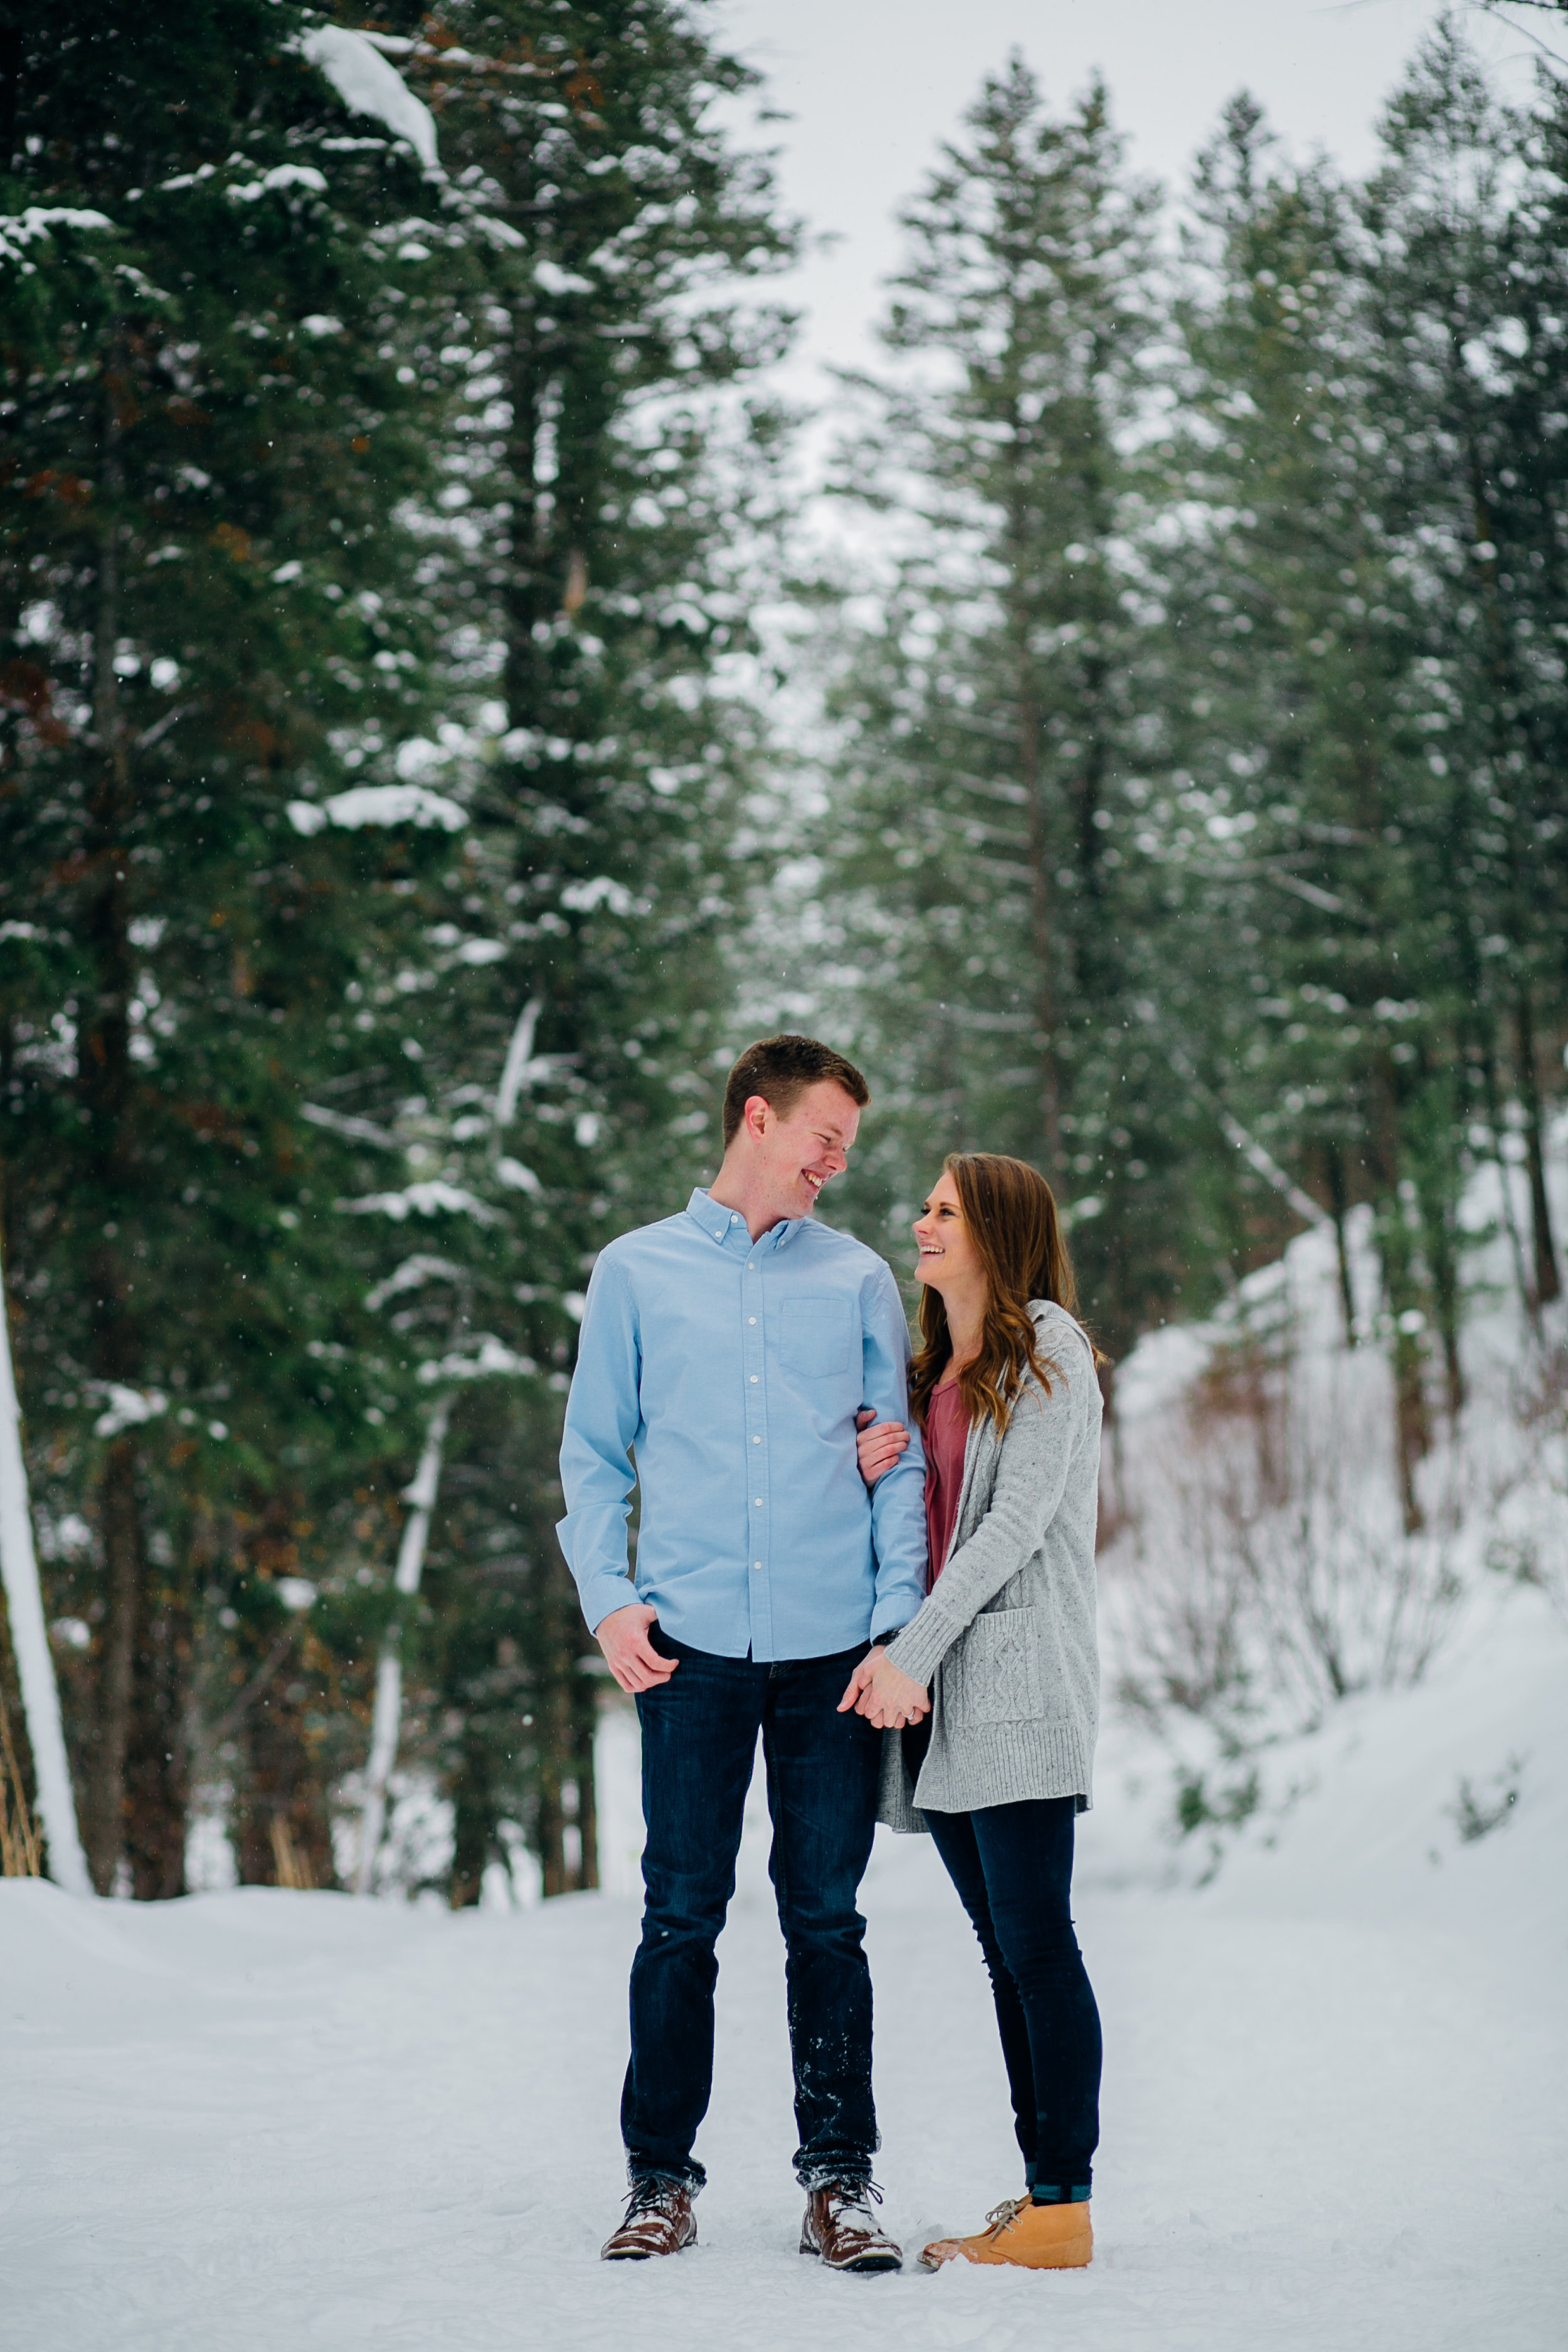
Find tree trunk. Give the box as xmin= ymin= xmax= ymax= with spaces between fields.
xmin=1325 ymin=1145 xmax=1359 ymax=1348
xmin=1415 ymin=1158 xmax=1465 ymax=1424
xmin=0 ymin=1232 xmax=92 ymax=1894
xmin=1461 ymin=425 xmax=1561 ymax=1311
xmin=569 ymin=1667 xmax=599 ymax=1894
xmin=77 ymin=369 xmax=154 ymax=1892
xmin=536 ymin=1663 xmax=569 ymax=1899
xmin=82 ymin=1437 xmax=140 ymax=1891
xmin=123 ymin=1555 xmax=191 ymax=1900
xmin=230 ymin=1488 xmax=336 ymax=1890
xmin=354 ymin=1396 xmax=451 ymax=1893
xmin=1512 ymin=980 xmax=1561 ymax=1308
xmin=232 ymin=1659 xmax=335 ymax=1890
xmin=1476 ymin=1032 xmax=1539 ymax=1333
xmin=448 ymin=1726 xmax=494 ymax=1910
xmin=1369 ymin=1062 xmax=1430 ymax=1534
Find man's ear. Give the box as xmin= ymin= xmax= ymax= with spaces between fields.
xmin=743 ymin=1092 xmax=770 ymax=1141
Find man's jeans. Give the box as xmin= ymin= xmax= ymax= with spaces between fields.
xmin=623 ymin=1629 xmax=882 ymax=2191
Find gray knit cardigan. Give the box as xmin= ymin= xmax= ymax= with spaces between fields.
xmin=879 ymin=1300 xmax=1102 ymax=1831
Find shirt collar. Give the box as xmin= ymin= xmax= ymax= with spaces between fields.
xmin=685 ymin=1187 xmax=805 ymax=1253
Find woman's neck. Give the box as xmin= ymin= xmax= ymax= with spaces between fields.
xmin=940 ymin=1281 xmax=988 ymax=1377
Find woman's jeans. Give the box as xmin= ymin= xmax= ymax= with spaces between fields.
xmin=625 ymin=1629 xmax=883 ymax=2191
xmin=923 ymin=1791 xmax=1102 ymax=2199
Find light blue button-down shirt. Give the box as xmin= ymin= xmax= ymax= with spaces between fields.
xmin=557 ymin=1187 xmax=928 ymax=1660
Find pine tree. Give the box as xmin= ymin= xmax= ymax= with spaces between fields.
xmin=0 ymin=4 xmax=475 ymax=1890
xmin=280 ymin=4 xmax=800 ymax=1900
xmin=1165 ymin=96 xmax=1463 ymax=1522
xmin=1360 ymin=23 xmax=1567 ymax=1315
xmin=813 ymin=59 xmax=1204 ymax=1359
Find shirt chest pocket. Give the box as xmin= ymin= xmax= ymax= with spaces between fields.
xmin=780 ymin=1296 xmax=854 ymax=1378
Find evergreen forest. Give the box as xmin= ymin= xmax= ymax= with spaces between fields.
xmin=2 ymin=4 xmax=1564 ymax=1901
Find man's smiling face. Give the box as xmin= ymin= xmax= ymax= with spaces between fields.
xmin=750 ymin=1079 xmax=861 ymax=1222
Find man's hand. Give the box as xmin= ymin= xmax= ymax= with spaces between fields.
xmin=596 ymin=1602 xmax=676 ymax=1695
xmin=855 ymin=1406 xmax=911 ymax=1490
xmin=837 ymin=1645 xmax=930 ymax=1730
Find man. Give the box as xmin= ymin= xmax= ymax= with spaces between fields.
xmin=557 ymin=1034 xmax=929 ymax=2270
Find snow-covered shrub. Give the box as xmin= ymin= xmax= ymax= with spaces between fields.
xmin=1101 ymin=1132 xmax=1567 ymax=1782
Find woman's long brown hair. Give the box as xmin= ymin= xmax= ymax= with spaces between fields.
xmin=909 ymin=1152 xmax=1088 ymax=1437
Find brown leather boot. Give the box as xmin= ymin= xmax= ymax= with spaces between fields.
xmin=799 ymin=2180 xmax=903 ymax=2273
xmin=600 ymin=2178 xmax=698 ymax=2261
xmin=919 ymin=2194 xmax=1093 ymax=2270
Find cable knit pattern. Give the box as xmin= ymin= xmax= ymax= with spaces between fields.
xmin=879 ymin=1301 xmax=1101 ymax=1830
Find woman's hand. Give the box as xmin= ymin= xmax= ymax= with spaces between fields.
xmin=837 ymin=1646 xmax=930 ymax=1730
xmin=855 ymin=1406 xmax=910 ymax=1490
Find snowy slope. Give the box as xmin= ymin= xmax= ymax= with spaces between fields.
xmin=4 ymin=1575 xmax=1565 ymax=2352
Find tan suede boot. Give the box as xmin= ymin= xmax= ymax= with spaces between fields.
xmin=919 ymin=2195 xmax=1093 ymax=2271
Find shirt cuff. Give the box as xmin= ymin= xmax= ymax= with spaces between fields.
xmin=581 ymin=1574 xmax=641 ymax=1636
xmin=869 ymin=1594 xmax=921 ymax=1643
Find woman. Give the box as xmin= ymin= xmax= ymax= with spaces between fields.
xmin=837 ymin=1152 xmax=1104 ymax=2272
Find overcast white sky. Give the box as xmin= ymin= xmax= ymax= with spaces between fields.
xmin=712 ymin=0 xmax=1560 ymax=399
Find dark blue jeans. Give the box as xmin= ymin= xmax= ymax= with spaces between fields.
xmin=625 ymin=1630 xmax=882 ymax=2191
xmin=924 ymin=1794 xmax=1102 ymax=2199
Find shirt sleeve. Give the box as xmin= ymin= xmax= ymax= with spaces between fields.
xmin=859 ymin=1261 xmax=929 ymax=1638
xmin=556 ymin=1251 xmax=645 ymax=1635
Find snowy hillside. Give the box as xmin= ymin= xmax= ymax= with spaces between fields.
xmin=1093 ymin=1116 xmax=1568 ymax=1874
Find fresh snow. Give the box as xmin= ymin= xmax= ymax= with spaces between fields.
xmin=337 ymin=1182 xmax=501 ymax=1225
xmin=297 ymin=28 xmax=440 ymax=174
xmin=288 ymin=785 xmax=467 ymax=835
xmin=4 ymin=1575 xmax=1564 ymax=2350
xmin=0 ymin=207 xmax=113 ymax=274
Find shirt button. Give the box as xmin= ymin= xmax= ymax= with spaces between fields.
xmin=753 ymin=1560 xmax=762 ymax=1571
xmin=750 ymin=1375 xmax=758 ymax=1384
xmin=748 ymin=1317 xmax=756 ymax=1326
xmin=752 ymin=1434 xmax=761 ymax=1444
xmin=755 ymin=1498 xmax=763 ymax=1507
xmin=747 ymin=1262 xmax=755 ymax=1271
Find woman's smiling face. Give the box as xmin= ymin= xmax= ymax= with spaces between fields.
xmin=912 ymin=1171 xmax=984 ymax=1295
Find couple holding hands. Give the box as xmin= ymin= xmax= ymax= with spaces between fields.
xmin=558 ymin=1033 xmax=1104 ymax=2276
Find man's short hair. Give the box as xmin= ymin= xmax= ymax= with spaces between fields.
xmin=721 ymin=1034 xmax=871 ymax=1148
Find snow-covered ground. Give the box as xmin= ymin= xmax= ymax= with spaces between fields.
xmin=4 ymin=1568 xmax=1565 ymax=2351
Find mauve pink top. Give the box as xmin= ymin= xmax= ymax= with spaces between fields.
xmin=923 ymin=1380 xmax=970 ymax=1591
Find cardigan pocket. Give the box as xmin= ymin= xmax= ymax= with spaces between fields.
xmin=945 ymin=1606 xmax=1041 ymax=1727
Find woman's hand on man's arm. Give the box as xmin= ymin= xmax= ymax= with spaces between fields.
xmin=855 ymin=1406 xmax=911 ymax=1489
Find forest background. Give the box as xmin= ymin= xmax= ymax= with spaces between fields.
xmin=1 ymin=1 xmax=1564 ymax=1904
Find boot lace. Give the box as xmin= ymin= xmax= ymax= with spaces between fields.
xmin=625 ymin=2178 xmax=685 ymax=2223
xmin=827 ymin=2179 xmax=884 ymax=2216
xmin=982 ymin=2196 xmax=1029 ymax=2237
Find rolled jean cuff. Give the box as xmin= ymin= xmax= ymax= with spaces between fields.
xmin=628 ymin=2158 xmax=705 ymax=2195
xmin=796 ymin=2160 xmax=874 ymax=2191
